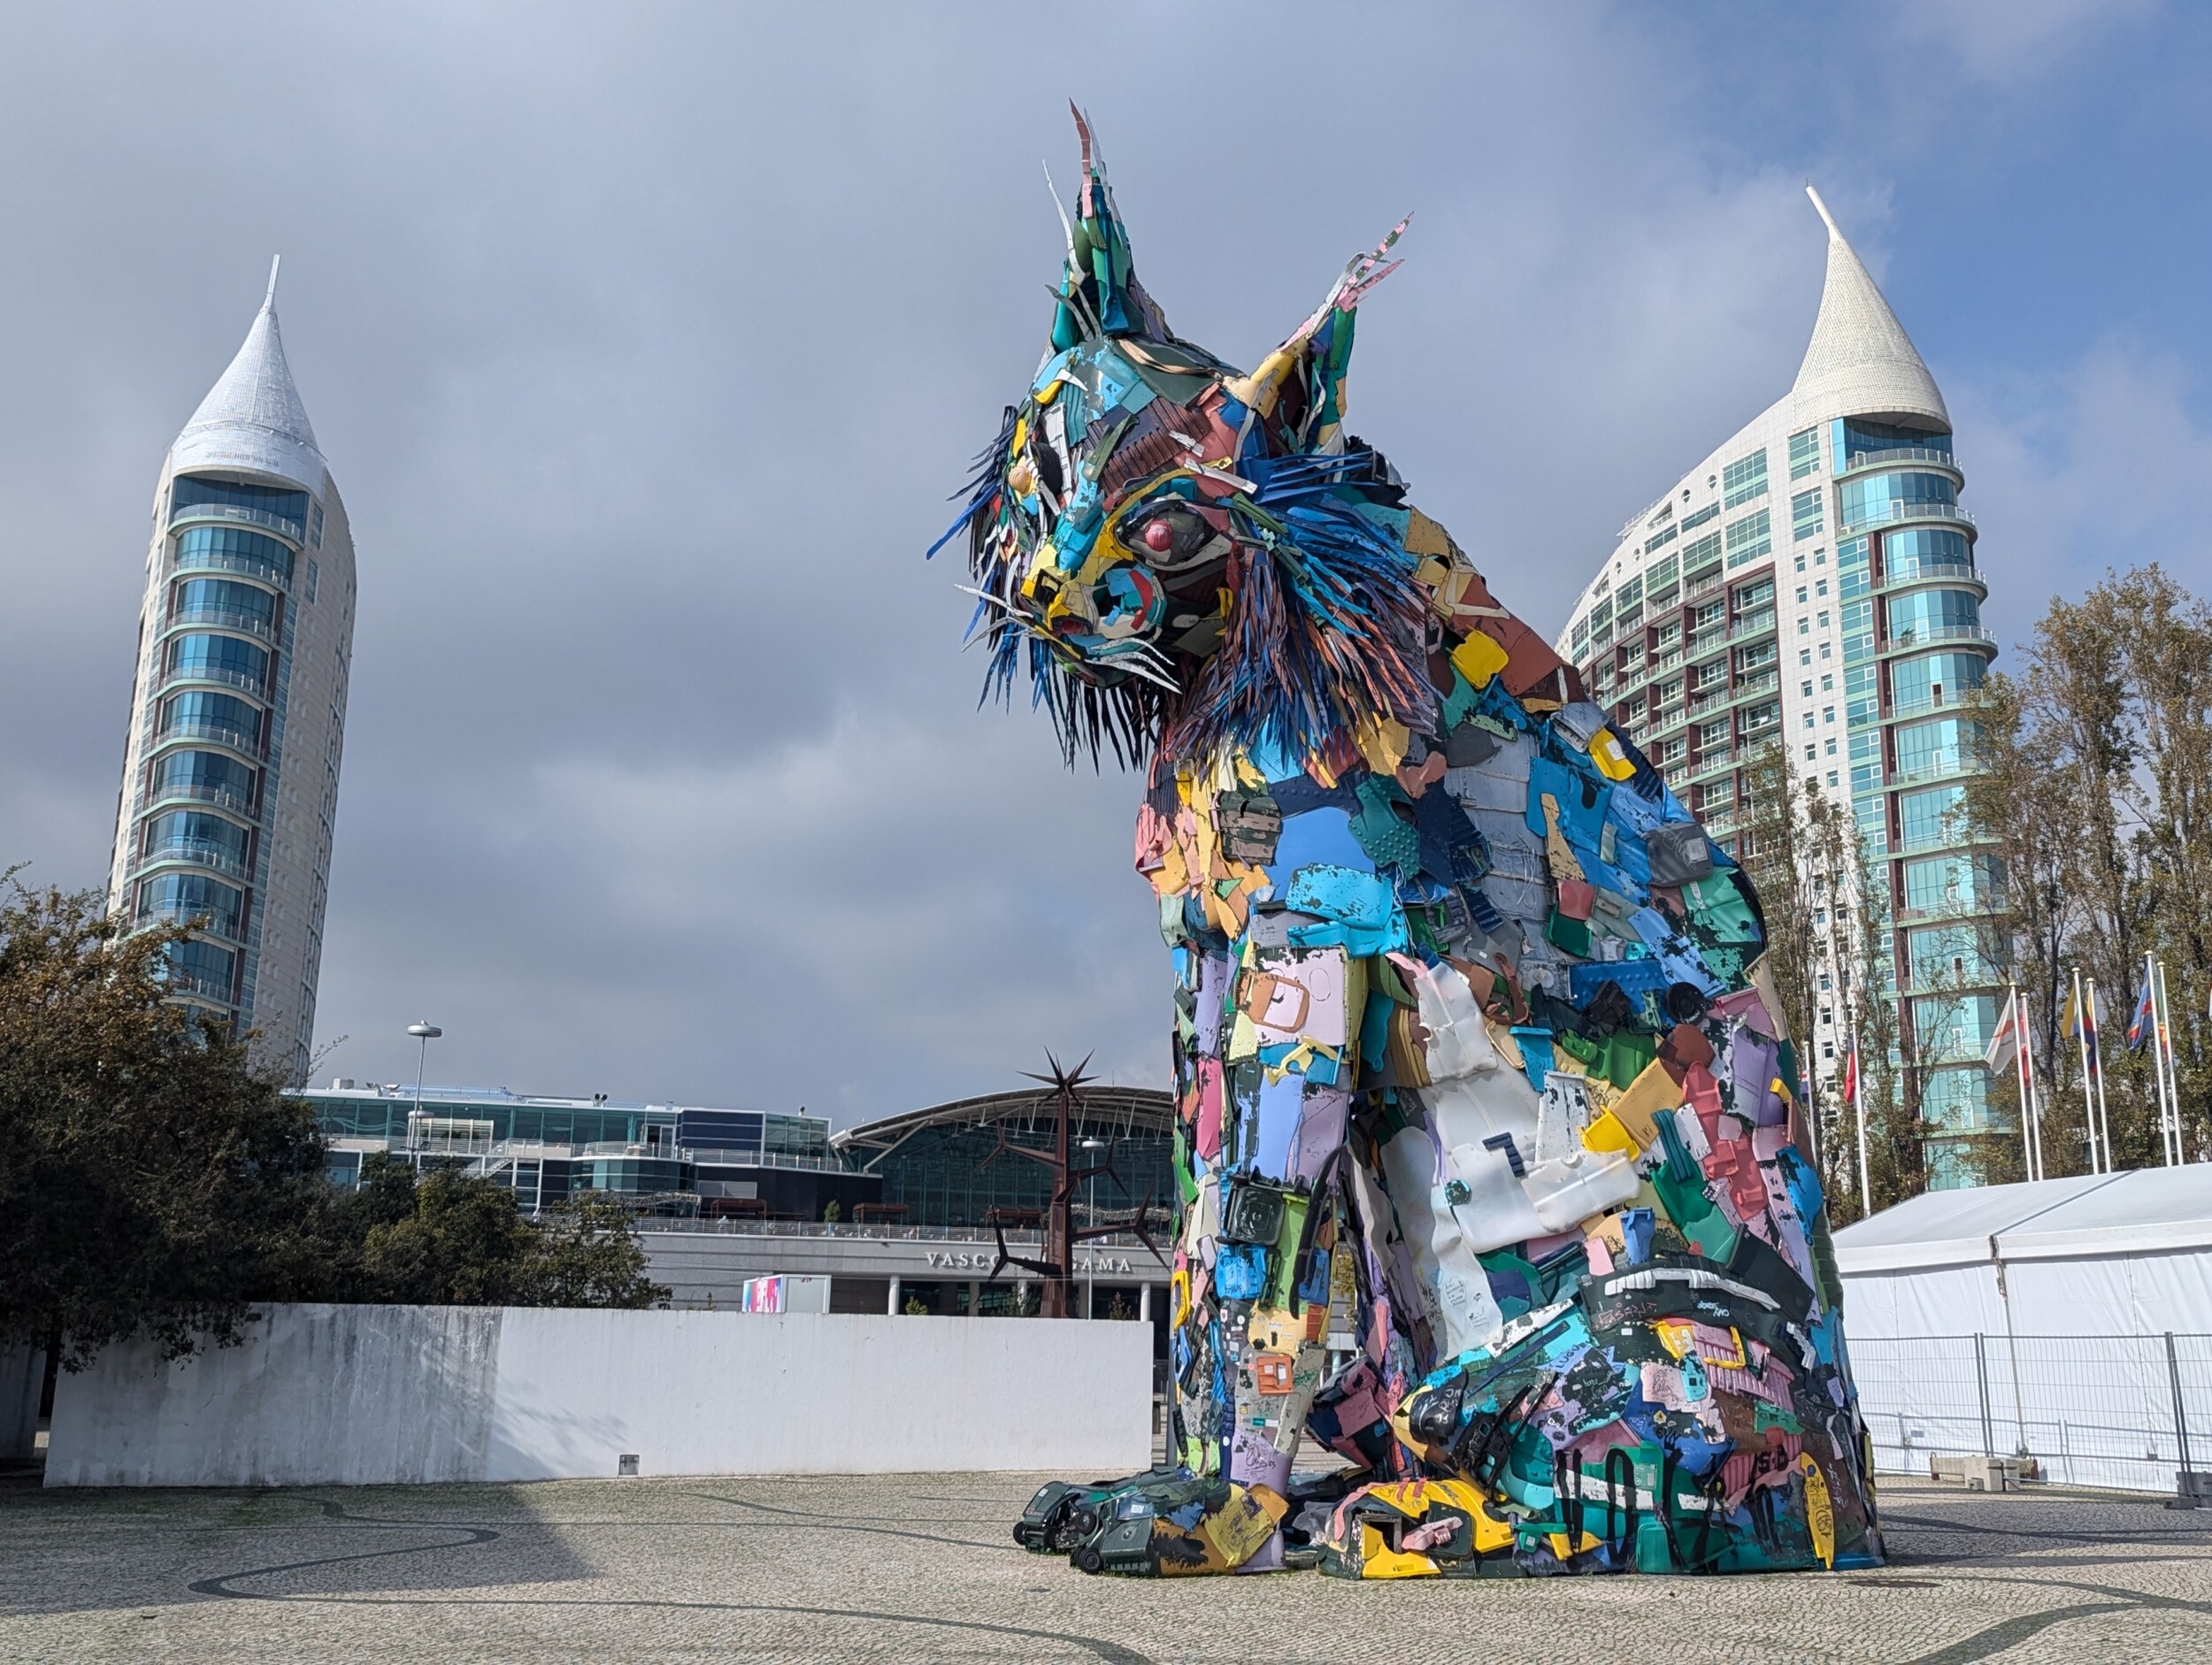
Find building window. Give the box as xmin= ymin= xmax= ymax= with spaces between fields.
xmin=1789 ymin=427 xmax=1821 ymax=480
xmin=1798 ymin=618 xmax=1809 ymax=636
xmin=1792 ymin=486 xmax=1824 ymax=541
xmin=1799 ymin=648 xmax=1812 ymax=665
xmin=1681 ymin=530 xmax=1723 ymax=576
xmin=1823 ymin=706 xmax=1835 ymax=724
xmin=1804 ymin=743 xmax=1816 ymax=761
xmin=1819 ymin=642 xmax=1832 ymax=660
xmin=1825 ymin=738 xmax=1838 ymax=755
xmin=1821 ymin=673 xmax=1833 ymax=692
xmin=1825 ymin=770 xmax=1839 ymax=786
xmin=1796 ymin=586 xmax=1809 ymax=604
xmin=1816 ymin=610 xmax=1830 ymax=629
xmin=1722 ymin=449 xmax=1770 ymax=509
xmin=305 ymin=560 xmax=320 ymax=603
xmin=310 ymin=502 xmax=326 ymax=548
xmin=1681 ymin=503 xmax=1720 ymax=534
xmin=1724 ymin=509 xmax=1771 ymax=567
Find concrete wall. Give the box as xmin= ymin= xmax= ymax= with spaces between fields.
xmin=1 ymin=1344 xmax=43 ymax=1460
xmin=45 ymin=1302 xmax=1152 ymax=1488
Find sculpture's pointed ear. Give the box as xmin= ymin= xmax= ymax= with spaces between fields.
xmin=1225 ymin=215 xmax=1411 ymax=453
xmin=1048 ymin=105 xmax=1171 ymax=350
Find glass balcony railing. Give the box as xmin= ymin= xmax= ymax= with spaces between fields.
xmin=144 ymin=780 xmax=257 ymax=815
xmin=158 ymin=969 xmax=236 ymax=1002
xmin=1840 ymin=447 xmax=1961 ymax=477
xmin=165 ymin=604 xmax=276 ymax=643
xmin=1841 ymin=499 xmax=1977 ymax=534
xmin=169 ymin=500 xmax=304 ymax=545
xmin=156 ymin=717 xmax=262 ymax=755
xmin=1887 ymin=755 xmax=1990 ymax=788
xmin=173 ymin=545 xmax=291 ymax=590
xmin=1879 ymin=624 xmax=1997 ymax=655
xmin=155 ymin=663 xmax=266 ymax=697
xmin=1730 ymin=609 xmax=1778 ymax=642
xmin=137 ymin=840 xmax=250 ymax=880
xmin=1878 ymin=556 xmax=1979 ymax=593
xmin=134 ymin=900 xmax=245 ymax=941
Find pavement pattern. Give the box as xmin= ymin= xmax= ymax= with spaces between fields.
xmin=1 ymin=1473 xmax=2208 ymax=1661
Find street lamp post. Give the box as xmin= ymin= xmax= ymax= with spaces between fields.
xmin=407 ymin=1021 xmax=442 ymax=1134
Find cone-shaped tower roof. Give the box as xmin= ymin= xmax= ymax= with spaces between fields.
xmin=1791 ymin=188 xmax=1948 ymax=430
xmin=171 ymin=258 xmax=327 ymax=488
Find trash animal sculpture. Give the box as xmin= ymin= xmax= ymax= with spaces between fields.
xmin=943 ymin=112 xmax=1881 ymax=1579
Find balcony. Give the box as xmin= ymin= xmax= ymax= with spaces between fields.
xmin=1736 ymin=668 xmax=1780 ymax=697
xmin=134 ymin=901 xmax=246 ymax=943
xmin=1692 ymin=748 xmax=1738 ymax=780
xmin=1652 ymin=648 xmax=1683 ymax=673
xmin=1841 ymin=499 xmax=1978 ymax=535
xmin=153 ymin=662 xmax=267 ymax=698
xmin=1878 ymin=624 xmax=1998 ymax=656
xmin=1646 ymin=706 xmax=1685 ymax=736
xmin=165 ymin=604 xmax=277 ymax=644
xmin=142 ymin=780 xmax=257 ymax=816
xmin=173 ymin=544 xmax=291 ymax=590
xmin=134 ymin=840 xmax=250 ymax=881
xmin=1877 ymin=556 xmax=1981 ymax=596
xmin=158 ymin=970 xmax=237 ymax=1004
xmin=1729 ymin=609 xmax=1778 ymax=643
xmin=1887 ymin=756 xmax=1991 ymax=789
xmin=1894 ymin=897 xmax=2006 ymax=925
xmin=154 ymin=717 xmax=263 ymax=756
xmin=169 ymin=500 xmax=304 ymax=545
xmin=1839 ymin=446 xmax=1962 ymax=479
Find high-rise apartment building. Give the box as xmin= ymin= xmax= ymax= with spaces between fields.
xmin=1555 ymin=190 xmax=2003 ymax=1189
xmin=107 ymin=265 xmax=355 ymax=1085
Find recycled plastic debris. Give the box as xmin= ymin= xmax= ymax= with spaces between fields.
xmin=940 ymin=110 xmax=1881 ymax=1580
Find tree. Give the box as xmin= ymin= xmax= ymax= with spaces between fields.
xmin=0 ymin=881 xmax=326 ymax=1368
xmin=1963 ymin=565 xmax=2212 ymax=1174
xmin=0 ymin=880 xmax=665 ymax=1372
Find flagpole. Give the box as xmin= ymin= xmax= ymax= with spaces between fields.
xmin=2089 ymin=973 xmax=2115 ymax=1172
xmin=1852 ymin=1032 xmax=1872 ymax=1217
xmin=2023 ymin=986 xmax=2045 ymax=1183
xmin=2008 ymin=982 xmax=2037 ymax=1183
xmin=2146 ymin=953 xmax=2175 ymax=1169
xmin=2073 ymin=967 xmax=2100 ymax=1173
xmin=2155 ymin=959 xmax=2181 ymax=1166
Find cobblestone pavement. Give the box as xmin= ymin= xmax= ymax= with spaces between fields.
xmin=1 ymin=1473 xmax=2208 ymax=1662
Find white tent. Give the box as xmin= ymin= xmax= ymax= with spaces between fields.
xmin=1833 ymin=1166 xmax=2212 ymax=1492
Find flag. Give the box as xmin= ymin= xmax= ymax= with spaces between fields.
xmin=2127 ymin=961 xmax=2156 ymax=1053
xmin=1841 ymin=1033 xmax=1859 ymax=1109
xmin=1985 ymin=988 xmax=2024 ymax=1076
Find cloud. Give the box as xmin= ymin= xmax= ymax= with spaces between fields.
xmin=0 ymin=4 xmax=2198 ymax=1126
xmin=1892 ymin=0 xmax=2162 ymax=84
xmin=1950 ymin=340 xmax=2212 ymax=649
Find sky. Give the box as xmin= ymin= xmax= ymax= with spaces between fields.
xmin=3 ymin=2 xmax=2208 ymax=1127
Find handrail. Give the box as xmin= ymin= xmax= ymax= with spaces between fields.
xmin=1842 ymin=499 xmax=1977 ymax=533
xmin=173 ymin=547 xmax=291 ymax=589
xmin=142 ymin=781 xmax=257 ymax=815
xmin=165 ymin=604 xmax=276 ymax=643
xmin=134 ymin=900 xmax=244 ymax=940
xmin=1842 ymin=446 xmax=1960 ymax=476
xmin=169 ymin=500 xmax=304 ymax=544
xmin=154 ymin=717 xmax=263 ymax=755
xmin=1730 ymin=610 xmax=1777 ymax=642
xmin=134 ymin=840 xmax=250 ymax=880
xmin=1881 ymin=624 xmax=1997 ymax=654
xmin=154 ymin=663 xmax=266 ymax=697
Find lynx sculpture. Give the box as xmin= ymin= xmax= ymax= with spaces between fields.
xmin=942 ymin=114 xmax=1881 ymax=1579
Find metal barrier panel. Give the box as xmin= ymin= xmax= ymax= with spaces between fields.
xmin=1852 ymin=1331 xmax=2212 ymax=1496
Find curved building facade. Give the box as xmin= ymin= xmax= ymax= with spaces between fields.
xmin=107 ymin=266 xmax=355 ymax=1083
xmin=1557 ymin=190 xmax=2003 ymax=1188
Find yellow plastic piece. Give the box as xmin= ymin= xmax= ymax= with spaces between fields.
xmin=1800 ymin=1454 xmax=1835 ymax=1569
xmin=1581 ymin=1108 xmax=1641 ymax=1158
xmin=1033 ymin=379 xmax=1062 ymax=404
xmin=1609 ymin=1057 xmax=1686 ymax=1148
xmin=1450 ymin=630 xmax=1510 ymax=690
xmin=1171 ymin=1268 xmax=1191 ymax=1329
xmin=1548 ymin=1529 xmax=1603 ymax=1561
xmin=1589 ymin=726 xmax=1638 ymax=781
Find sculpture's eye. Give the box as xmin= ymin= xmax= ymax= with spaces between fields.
xmin=1124 ymin=501 xmax=1213 ymax=570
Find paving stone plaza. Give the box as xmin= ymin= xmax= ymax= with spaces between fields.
xmin=2 ymin=1475 xmax=2207 ymax=1661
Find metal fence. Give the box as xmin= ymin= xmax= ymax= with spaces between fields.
xmin=1851 ymin=1332 xmax=2211 ymax=1495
